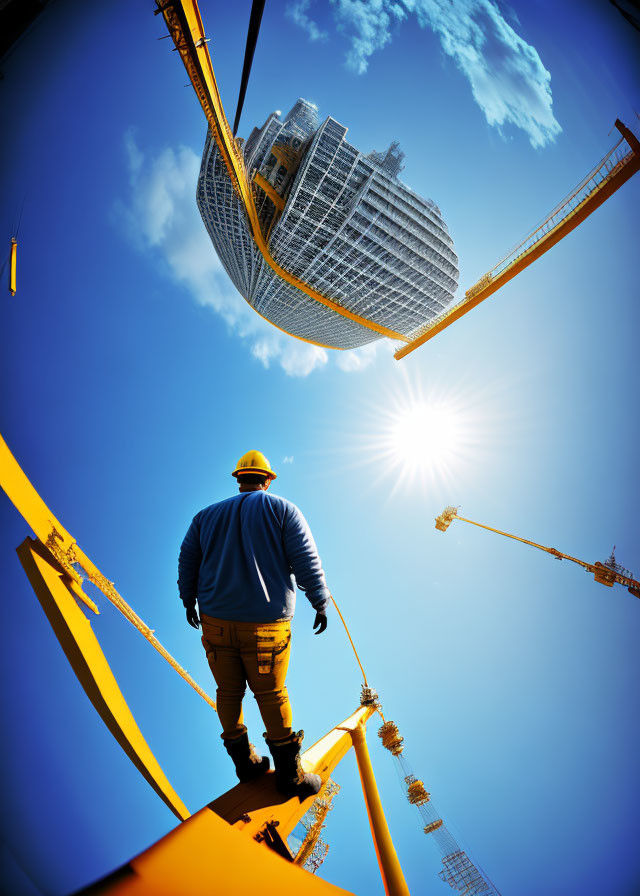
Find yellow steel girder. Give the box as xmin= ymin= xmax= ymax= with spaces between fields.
xmin=76 ymin=791 xmax=356 ymax=896
xmin=254 ymin=170 xmax=286 ymax=212
xmin=395 ymin=121 xmax=640 ymax=359
xmin=76 ymin=704 xmax=411 ymax=896
xmin=209 ymin=705 xmax=376 ymax=842
xmin=0 ymin=433 xmax=217 ymax=708
xmin=16 ymin=536 xmax=190 ymax=821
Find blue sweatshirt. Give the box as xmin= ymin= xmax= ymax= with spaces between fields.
xmin=178 ymin=490 xmax=330 ymax=622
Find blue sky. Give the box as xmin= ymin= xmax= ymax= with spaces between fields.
xmin=1 ymin=1 xmax=639 ymax=894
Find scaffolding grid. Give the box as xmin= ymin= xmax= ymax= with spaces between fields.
xmin=197 ymin=98 xmax=459 ymax=349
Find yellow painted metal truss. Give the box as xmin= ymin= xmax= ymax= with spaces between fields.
xmin=293 ymin=779 xmax=340 ymax=872
xmin=16 ymin=536 xmax=191 ymax=822
xmin=396 ymin=121 xmax=640 ymax=358
xmin=0 ymin=434 xmax=218 ymax=709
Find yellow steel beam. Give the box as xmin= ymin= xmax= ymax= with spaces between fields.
xmin=9 ymin=238 xmax=17 ymax=296
xmin=351 ymin=723 xmax=411 ymax=896
xmin=207 ymin=704 xmax=413 ymax=896
xmin=454 ymin=514 xmax=588 ymax=568
xmin=0 ymin=432 xmax=217 ymax=708
xmin=17 ymin=536 xmax=190 ymax=821
xmin=81 ymin=704 xmax=409 ymax=896
xmin=395 ymin=122 xmax=640 ymax=359
xmin=0 ymin=432 xmax=76 ymax=552
xmin=76 ymin=794 xmax=356 ymax=896
xmin=156 ymin=0 xmax=409 ymax=344
xmin=254 ymin=171 xmax=286 ymax=212
xmin=209 ymin=704 xmax=376 ymax=842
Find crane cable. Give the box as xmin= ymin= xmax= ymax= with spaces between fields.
xmin=232 ymin=0 xmax=266 ymax=136
xmin=329 ymin=594 xmax=392 ymax=725
xmin=70 ymin=552 xmax=370 ymax=718
xmin=81 ymin=571 xmax=372 ymax=719
xmin=46 ymin=537 xmax=219 ymax=712
xmin=329 ymin=594 xmax=369 ymax=687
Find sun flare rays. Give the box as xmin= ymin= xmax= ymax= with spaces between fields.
xmin=341 ymin=369 xmax=497 ymax=500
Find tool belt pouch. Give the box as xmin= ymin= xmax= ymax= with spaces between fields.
xmin=257 ymin=650 xmax=273 ymax=674
xmin=256 ymin=634 xmax=275 ymax=674
xmin=255 ymin=631 xmax=289 ymax=674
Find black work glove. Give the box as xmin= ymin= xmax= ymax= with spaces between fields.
xmin=186 ymin=605 xmax=200 ymax=629
xmin=313 ymin=611 xmax=327 ymax=635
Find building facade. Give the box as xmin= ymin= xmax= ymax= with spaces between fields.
xmin=197 ymin=98 xmax=459 ymax=350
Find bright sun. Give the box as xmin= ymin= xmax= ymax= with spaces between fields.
xmin=351 ymin=372 xmax=489 ymax=495
xmin=391 ymin=403 xmax=462 ymax=470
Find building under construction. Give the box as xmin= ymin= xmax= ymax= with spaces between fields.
xmin=197 ymin=98 xmax=459 ymax=349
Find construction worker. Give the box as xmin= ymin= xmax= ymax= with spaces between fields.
xmin=178 ymin=450 xmax=329 ymax=800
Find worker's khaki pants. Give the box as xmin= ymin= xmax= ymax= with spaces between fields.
xmin=200 ymin=614 xmax=293 ymax=742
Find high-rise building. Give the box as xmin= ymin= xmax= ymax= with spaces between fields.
xmin=197 ymin=98 xmax=459 ymax=349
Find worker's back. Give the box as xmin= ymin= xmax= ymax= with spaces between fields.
xmin=178 ymin=490 xmax=329 ymax=623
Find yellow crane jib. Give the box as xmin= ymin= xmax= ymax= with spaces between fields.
xmin=395 ymin=119 xmax=640 ymax=359
xmin=436 ymin=505 xmax=640 ymax=600
xmin=83 ymin=704 xmax=411 ymax=896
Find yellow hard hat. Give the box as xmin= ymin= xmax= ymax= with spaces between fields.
xmin=232 ymin=450 xmax=277 ymax=481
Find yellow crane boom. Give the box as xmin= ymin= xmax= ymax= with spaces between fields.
xmin=396 ymin=121 xmax=640 ymax=359
xmin=435 ymin=506 xmax=640 ymax=599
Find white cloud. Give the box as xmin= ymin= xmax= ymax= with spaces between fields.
xmin=331 ymin=0 xmax=406 ymax=74
xmin=407 ymin=0 xmax=562 ymax=148
xmin=286 ymin=0 xmax=328 ymax=41
xmin=115 ymin=131 xmax=330 ymax=377
xmin=283 ymin=456 xmax=294 ymax=463
xmin=293 ymin=0 xmax=560 ymax=148
xmin=335 ymin=341 xmax=381 ymax=371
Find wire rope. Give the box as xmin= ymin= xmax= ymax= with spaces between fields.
xmin=51 ymin=539 xmax=219 ymax=712
xmin=329 ymin=594 xmax=369 ymax=687
xmin=232 ymin=0 xmax=265 ymax=136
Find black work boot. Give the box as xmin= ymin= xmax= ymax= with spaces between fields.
xmin=223 ymin=732 xmax=270 ymax=783
xmin=265 ymin=730 xmax=322 ymax=801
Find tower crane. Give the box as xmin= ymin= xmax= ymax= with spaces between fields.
xmin=435 ymin=506 xmax=640 ymax=599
